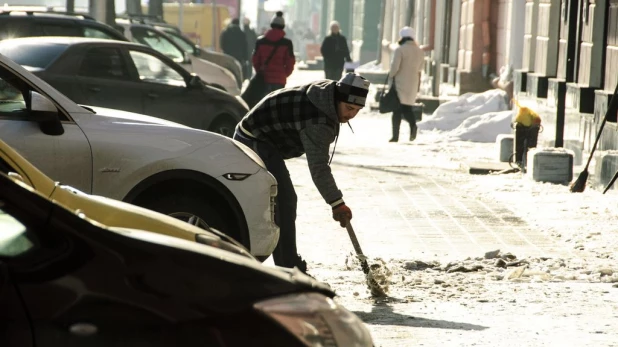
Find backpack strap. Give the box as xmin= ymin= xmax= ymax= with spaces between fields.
xmin=261 ymin=42 xmax=283 ymax=71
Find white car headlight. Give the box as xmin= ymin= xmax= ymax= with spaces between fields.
xmin=254 ymin=293 xmax=373 ymax=347
xmin=231 ymin=139 xmax=267 ymax=169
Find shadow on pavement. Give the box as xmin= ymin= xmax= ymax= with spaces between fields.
xmin=332 ymin=160 xmax=425 ymax=177
xmin=353 ymin=302 xmax=488 ymax=330
xmin=294 ymin=154 xmax=434 ymax=177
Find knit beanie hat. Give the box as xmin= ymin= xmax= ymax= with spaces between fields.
xmin=335 ymin=73 xmax=370 ymax=107
xmin=271 ymin=11 xmax=285 ymax=29
xmin=399 ymin=26 xmax=415 ymax=39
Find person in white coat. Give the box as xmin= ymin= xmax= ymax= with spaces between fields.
xmin=388 ymin=27 xmax=425 ymax=142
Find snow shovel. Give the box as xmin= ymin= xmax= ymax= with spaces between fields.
xmin=343 ymin=218 xmax=387 ymax=298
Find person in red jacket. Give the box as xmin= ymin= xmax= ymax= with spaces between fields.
xmin=252 ymin=11 xmax=295 ymax=93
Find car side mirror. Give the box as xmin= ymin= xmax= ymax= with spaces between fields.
xmin=183 ymin=51 xmax=192 ymax=64
xmin=29 ymin=91 xmax=64 ymax=136
xmin=188 ymin=74 xmax=204 ymax=89
xmin=193 ymin=46 xmax=201 ymax=57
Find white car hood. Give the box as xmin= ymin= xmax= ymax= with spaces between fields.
xmin=80 ymin=105 xmax=192 ymax=129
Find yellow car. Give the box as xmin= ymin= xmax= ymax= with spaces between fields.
xmin=0 ymin=138 xmax=253 ymax=259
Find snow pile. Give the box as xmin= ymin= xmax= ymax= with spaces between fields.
xmin=356 ymin=60 xmax=383 ymax=72
xmin=447 ymin=110 xmax=513 ymax=142
xmin=418 ymin=89 xmax=511 ymax=142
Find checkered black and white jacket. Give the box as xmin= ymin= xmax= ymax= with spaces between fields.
xmin=238 ymin=80 xmax=345 ymax=208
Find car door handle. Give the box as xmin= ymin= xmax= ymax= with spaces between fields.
xmin=147 ymin=92 xmax=159 ymax=99
xmin=88 ymin=87 xmax=101 ymax=93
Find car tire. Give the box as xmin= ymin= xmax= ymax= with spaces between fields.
xmin=138 ymin=189 xmax=232 ymax=238
xmin=209 ymin=116 xmax=237 ymax=137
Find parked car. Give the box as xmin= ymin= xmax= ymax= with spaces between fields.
xmin=0 ymin=52 xmax=278 ymax=259
xmin=0 ymin=36 xmax=247 ymax=137
xmin=0 ymin=137 xmax=251 ymax=259
xmin=0 ymin=9 xmax=127 ymax=41
xmin=152 ymin=23 xmax=244 ymax=89
xmin=122 ymin=15 xmax=244 ymax=89
xmin=0 ymin=9 xmax=241 ymax=96
xmin=116 ymin=19 xmax=241 ymax=95
xmin=0 ymin=172 xmax=373 ymax=347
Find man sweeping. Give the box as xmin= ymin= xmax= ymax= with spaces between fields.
xmin=233 ymin=73 xmax=370 ymax=273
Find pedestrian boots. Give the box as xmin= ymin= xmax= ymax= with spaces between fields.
xmin=389 ymin=118 xmax=417 ymax=142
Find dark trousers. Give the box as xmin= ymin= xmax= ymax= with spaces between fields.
xmin=266 ymin=83 xmax=285 ymax=94
xmin=243 ymin=61 xmax=253 ymax=80
xmin=324 ymin=67 xmax=343 ymax=80
xmin=233 ymin=129 xmax=298 ymax=268
xmin=391 ymin=104 xmax=418 ymax=141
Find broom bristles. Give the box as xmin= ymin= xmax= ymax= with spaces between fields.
xmin=570 ymin=170 xmax=589 ymax=193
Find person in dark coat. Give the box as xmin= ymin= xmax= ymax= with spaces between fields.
xmin=233 ymin=73 xmax=371 ymax=273
xmin=252 ymin=11 xmax=295 ymax=93
xmin=220 ymin=18 xmax=248 ymax=69
xmin=242 ymin=17 xmax=258 ymax=80
xmin=320 ymin=21 xmax=352 ymax=80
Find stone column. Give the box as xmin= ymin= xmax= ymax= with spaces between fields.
xmin=126 ymin=0 xmax=142 ymax=15
xmin=333 ymin=0 xmax=352 ymax=35
xmin=148 ymin=0 xmax=163 ymax=18
xmin=534 ymin=0 xmax=561 ymax=76
xmin=89 ymin=0 xmax=115 ymax=26
xmin=577 ymin=0 xmax=608 ymax=88
xmin=320 ymin=0 xmax=329 ymax=39
xmin=522 ymin=0 xmax=539 ymax=72
xmin=359 ymin=0 xmax=381 ymax=63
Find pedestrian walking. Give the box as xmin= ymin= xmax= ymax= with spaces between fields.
xmin=220 ymin=18 xmax=249 ymax=72
xmin=233 ymin=73 xmax=370 ymax=273
xmin=320 ymin=21 xmax=352 ymax=80
xmin=388 ymin=26 xmax=425 ymax=142
xmin=251 ymin=11 xmax=295 ymax=93
xmin=242 ymin=17 xmax=258 ymax=80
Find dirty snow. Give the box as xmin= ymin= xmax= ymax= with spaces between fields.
xmin=283 ymin=70 xmax=618 ymax=346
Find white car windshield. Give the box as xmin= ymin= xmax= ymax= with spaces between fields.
xmin=166 ymin=33 xmax=195 ymax=53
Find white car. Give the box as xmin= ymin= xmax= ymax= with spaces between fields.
xmin=0 ymin=53 xmax=278 ymax=259
xmin=116 ymin=19 xmax=241 ymax=96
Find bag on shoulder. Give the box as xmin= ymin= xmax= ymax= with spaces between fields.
xmin=241 ymin=43 xmax=283 ymax=108
xmin=412 ymin=102 xmax=424 ymax=121
xmin=378 ymin=77 xmax=400 ymax=114
xmin=241 ymin=72 xmax=266 ymax=109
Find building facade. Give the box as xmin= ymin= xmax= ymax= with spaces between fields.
xmin=513 ymin=0 xmax=618 ymax=190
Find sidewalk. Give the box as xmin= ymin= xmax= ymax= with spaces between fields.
xmin=280 ymin=70 xmax=618 ymax=346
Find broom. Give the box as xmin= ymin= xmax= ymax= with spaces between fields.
xmin=570 ymin=80 xmax=618 ymax=193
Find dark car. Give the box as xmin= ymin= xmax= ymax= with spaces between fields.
xmin=0 ymin=37 xmax=248 ymax=136
xmin=0 ymin=10 xmax=127 ymax=41
xmin=0 ymin=172 xmax=374 ymax=346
